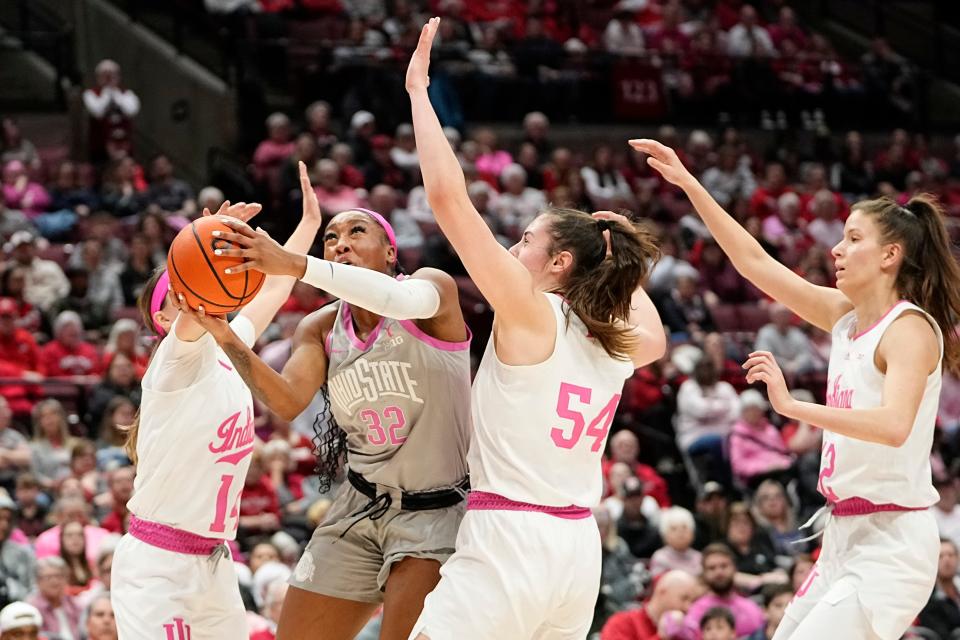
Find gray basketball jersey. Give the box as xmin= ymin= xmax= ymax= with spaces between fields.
xmin=325 ymin=300 xmax=471 ymax=491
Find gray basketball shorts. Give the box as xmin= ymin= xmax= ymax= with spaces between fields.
xmin=290 ymin=482 xmax=465 ymax=603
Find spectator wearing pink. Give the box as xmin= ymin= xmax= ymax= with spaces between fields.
xmin=29 ymin=557 xmax=83 ymax=640
xmin=729 ymin=390 xmax=792 ymax=488
xmin=473 ymin=128 xmax=512 ymax=181
xmin=685 ymin=544 xmax=765 ymax=639
xmin=39 ymin=311 xmax=102 ymax=378
xmin=761 ymin=192 xmax=809 ymax=267
xmin=253 ymin=113 xmax=296 ymax=183
xmin=312 ymin=159 xmax=363 ymax=215
xmin=35 ymin=497 xmax=111 ymax=567
xmin=650 ymin=507 xmax=702 ymax=578
xmin=940 ymin=370 xmax=960 ymax=435
xmin=2 ymin=160 xmax=50 ymax=216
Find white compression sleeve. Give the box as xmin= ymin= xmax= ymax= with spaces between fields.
xmin=302 ymin=256 xmax=440 ymax=320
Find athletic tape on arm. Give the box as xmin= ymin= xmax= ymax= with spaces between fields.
xmin=302 ymin=256 xmax=440 ymax=320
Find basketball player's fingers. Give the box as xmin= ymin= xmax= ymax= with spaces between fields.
xmin=629 ymin=138 xmax=670 ymax=160
xmin=201 ymin=207 xmax=212 ymax=217
xmin=212 ymin=248 xmax=245 ymax=258
xmin=237 ymin=203 xmax=263 ymax=222
xmin=224 ymin=260 xmax=260 ymax=275
xmin=211 ymin=229 xmax=256 ymax=246
xmin=646 ymin=156 xmax=671 ymax=175
xmin=216 ymin=219 xmax=258 ymax=238
xmin=214 ymin=200 xmax=231 ymax=217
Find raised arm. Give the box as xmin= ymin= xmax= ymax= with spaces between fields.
xmin=405 ymin=18 xmax=548 ymax=331
xmin=631 ymin=139 xmax=851 ymax=333
xmin=239 ymin=161 xmax=322 ymax=340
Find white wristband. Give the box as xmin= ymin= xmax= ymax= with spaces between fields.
xmin=302 ymin=256 xmax=440 ymax=320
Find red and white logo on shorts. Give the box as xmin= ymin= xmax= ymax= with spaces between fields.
xmin=163 ymin=618 xmax=191 ymax=640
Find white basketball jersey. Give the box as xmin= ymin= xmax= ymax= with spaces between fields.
xmin=818 ymin=301 xmax=942 ymax=508
xmin=127 ymin=316 xmax=256 ymax=539
xmin=469 ymin=294 xmax=634 ymax=507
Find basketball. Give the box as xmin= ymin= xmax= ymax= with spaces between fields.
xmin=166 ymin=216 xmax=265 ymax=314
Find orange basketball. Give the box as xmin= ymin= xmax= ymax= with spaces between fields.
xmin=166 ymin=216 xmax=265 ymax=314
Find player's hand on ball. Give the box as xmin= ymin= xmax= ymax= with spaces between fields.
xmin=743 ymin=351 xmax=794 ymax=415
xmin=628 ymin=139 xmax=695 ymax=189
xmin=202 ymin=200 xmax=262 ymax=223
xmin=406 ymin=17 xmax=439 ymax=93
xmin=172 ymin=293 xmax=232 ymax=341
xmin=210 ymin=219 xmax=304 ymax=278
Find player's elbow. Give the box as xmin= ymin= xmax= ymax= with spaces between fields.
xmin=275 ymin=400 xmax=307 ymax=423
xmin=885 ymin=423 xmax=912 ymax=448
xmin=631 ymin=327 xmax=667 ymax=368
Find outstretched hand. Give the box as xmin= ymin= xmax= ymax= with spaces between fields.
xmin=406 ymin=17 xmax=440 ymax=93
xmin=628 ymin=139 xmax=695 ymax=189
xmin=298 ymin=161 xmax=322 ymax=226
xmin=202 ymin=200 xmax=262 ymax=223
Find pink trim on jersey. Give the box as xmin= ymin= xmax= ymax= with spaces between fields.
xmin=129 ymin=515 xmax=224 ymax=555
xmin=398 ymin=320 xmax=472 ymax=352
xmin=831 ymin=496 xmax=926 ymax=517
xmin=467 ymin=490 xmax=592 ymax=520
xmin=851 ymin=300 xmax=910 ymax=341
xmin=342 ymin=303 xmax=385 ymax=351
xmin=218 ymin=359 xmax=233 ymax=372
xmin=324 ymin=325 xmax=333 ymax=355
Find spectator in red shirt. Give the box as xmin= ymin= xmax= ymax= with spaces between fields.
xmin=603 ymin=430 xmax=671 ymax=507
xmin=39 ymin=312 xmax=101 ymax=378
xmin=648 ymin=1 xmax=691 ymax=54
xmin=239 ymin=448 xmax=281 ymax=544
xmin=767 ymin=6 xmax=807 ymax=51
xmin=250 ymin=579 xmax=288 ymax=640
xmin=96 ymin=466 xmax=134 ymax=534
xmin=601 ymin=569 xmax=700 ymax=640
xmin=0 ymin=268 xmax=41 ymax=333
xmin=0 ymin=297 xmax=42 ymax=414
xmin=749 ymin=163 xmax=791 ymax=219
xmin=101 ymin=319 xmax=148 ymax=380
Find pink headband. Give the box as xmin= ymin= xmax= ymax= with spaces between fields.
xmin=353 ymin=208 xmax=398 ymax=257
xmin=150 ymin=270 xmax=171 ymax=335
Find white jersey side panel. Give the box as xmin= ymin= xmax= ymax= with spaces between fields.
xmin=819 ymin=301 xmax=941 ymax=508
xmin=127 ymin=316 xmax=256 ymax=539
xmin=469 ymin=294 xmax=634 ymax=507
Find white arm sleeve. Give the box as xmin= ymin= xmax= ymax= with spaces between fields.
xmin=302 ymin=256 xmax=440 ymax=320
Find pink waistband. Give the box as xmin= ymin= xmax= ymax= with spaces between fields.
xmin=467 ymin=491 xmax=592 ymax=520
xmin=129 ymin=515 xmax=225 ymax=555
xmin=831 ymin=497 xmax=926 ymax=517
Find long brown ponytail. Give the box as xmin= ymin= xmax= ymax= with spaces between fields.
xmin=858 ymin=194 xmax=960 ymax=373
xmin=544 ymin=207 xmax=660 ymax=360
xmin=124 ymin=267 xmax=168 ymax=464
